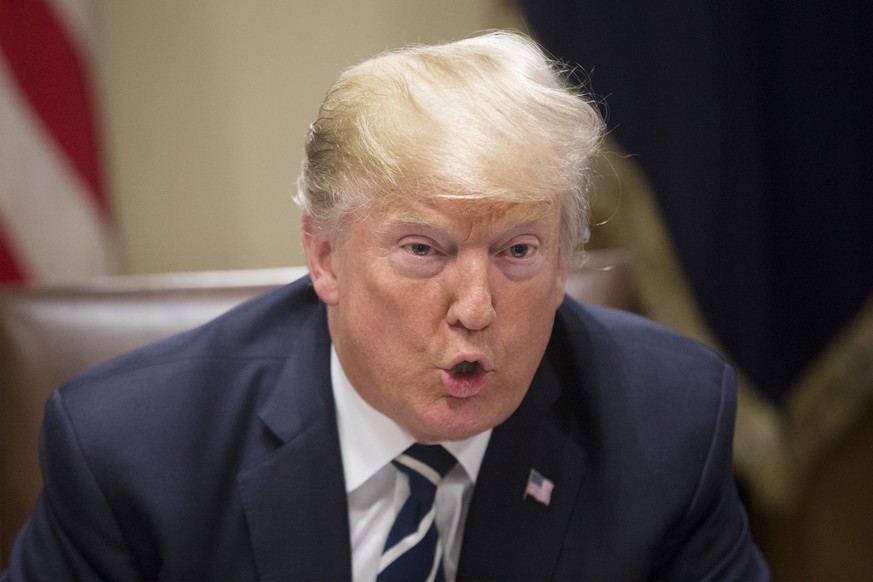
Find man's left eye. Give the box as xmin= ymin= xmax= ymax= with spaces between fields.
xmin=508 ymin=244 xmax=531 ymax=258
xmin=409 ymin=243 xmax=432 ymax=256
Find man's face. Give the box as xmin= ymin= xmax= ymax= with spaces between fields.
xmin=303 ymin=196 xmax=567 ymax=442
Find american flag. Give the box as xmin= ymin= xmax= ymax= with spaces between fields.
xmin=0 ymin=0 xmax=118 ymax=283
xmin=524 ymin=468 xmax=554 ymax=507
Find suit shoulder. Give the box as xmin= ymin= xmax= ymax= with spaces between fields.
xmin=67 ymin=276 xmax=319 ymax=376
xmin=549 ymin=299 xmax=736 ymax=449
xmin=547 ymin=300 xmax=738 ymax=518
xmin=556 ymin=299 xmax=728 ymax=375
xmin=40 ymin=275 xmax=331 ymax=499
xmin=55 ymin=276 xmax=326 ymax=415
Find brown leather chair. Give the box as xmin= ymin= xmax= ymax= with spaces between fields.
xmin=0 ymin=250 xmax=633 ymax=566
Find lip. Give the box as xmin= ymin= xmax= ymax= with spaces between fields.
xmin=441 ymin=354 xmax=492 ymax=398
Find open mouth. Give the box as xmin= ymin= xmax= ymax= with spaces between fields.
xmin=453 ymin=360 xmax=480 ymax=377
xmin=442 ymin=358 xmax=489 ymax=398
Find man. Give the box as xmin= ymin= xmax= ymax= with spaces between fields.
xmin=3 ymin=31 xmax=768 ymax=580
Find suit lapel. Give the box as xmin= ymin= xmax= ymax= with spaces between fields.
xmin=237 ymin=305 xmax=352 ymax=581
xmin=457 ymin=348 xmax=587 ymax=581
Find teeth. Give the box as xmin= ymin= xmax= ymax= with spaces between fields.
xmin=454 ymin=361 xmax=478 ymax=376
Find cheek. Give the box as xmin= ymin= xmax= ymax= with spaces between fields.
xmin=342 ymin=273 xmax=440 ymax=352
xmin=507 ymin=274 xmax=564 ymax=322
xmin=498 ymin=283 xmax=561 ymax=362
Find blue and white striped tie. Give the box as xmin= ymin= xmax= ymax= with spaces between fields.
xmin=377 ymin=444 xmax=457 ymax=582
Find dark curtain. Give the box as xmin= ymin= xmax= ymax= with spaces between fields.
xmin=522 ymin=0 xmax=873 ymax=404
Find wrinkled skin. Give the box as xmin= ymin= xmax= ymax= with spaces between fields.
xmin=303 ymin=197 xmax=567 ymax=442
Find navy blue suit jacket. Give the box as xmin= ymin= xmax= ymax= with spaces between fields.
xmin=4 ymin=276 xmax=767 ymax=580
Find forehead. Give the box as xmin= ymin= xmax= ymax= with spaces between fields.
xmin=373 ymin=196 xmax=560 ymax=234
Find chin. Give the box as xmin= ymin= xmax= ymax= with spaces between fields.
xmin=413 ymin=406 xmax=507 ymax=443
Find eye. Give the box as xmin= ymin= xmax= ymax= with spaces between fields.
xmin=408 ymin=243 xmax=432 ymax=256
xmin=508 ymin=243 xmax=532 ymax=258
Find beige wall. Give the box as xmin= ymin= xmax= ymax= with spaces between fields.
xmin=92 ymin=0 xmax=523 ymax=274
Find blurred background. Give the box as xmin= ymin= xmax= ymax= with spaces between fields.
xmin=1 ymin=0 xmax=523 ymax=278
xmin=2 ymin=0 xmax=871 ymax=579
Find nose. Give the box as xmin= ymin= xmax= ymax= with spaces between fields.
xmin=446 ymin=256 xmax=496 ymax=331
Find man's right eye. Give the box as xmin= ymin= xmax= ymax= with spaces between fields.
xmin=409 ymin=243 xmax=432 ymax=256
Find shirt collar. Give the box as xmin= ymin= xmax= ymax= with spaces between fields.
xmin=331 ymin=346 xmax=491 ymax=493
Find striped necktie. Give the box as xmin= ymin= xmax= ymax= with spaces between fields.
xmin=377 ymin=444 xmax=457 ymax=582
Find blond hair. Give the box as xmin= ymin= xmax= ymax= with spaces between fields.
xmin=295 ymin=30 xmax=603 ymax=264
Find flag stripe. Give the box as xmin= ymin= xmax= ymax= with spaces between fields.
xmin=0 ymin=0 xmax=108 ymax=215
xmin=0 ymin=0 xmax=117 ymax=282
xmin=46 ymin=0 xmax=98 ymax=55
xmin=0 ymin=55 xmax=117 ymax=280
xmin=0 ymin=222 xmax=28 ymax=283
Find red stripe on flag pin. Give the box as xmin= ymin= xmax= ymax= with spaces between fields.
xmin=524 ymin=468 xmax=554 ymax=506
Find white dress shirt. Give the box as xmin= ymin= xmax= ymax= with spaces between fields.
xmin=331 ymin=347 xmax=491 ymax=582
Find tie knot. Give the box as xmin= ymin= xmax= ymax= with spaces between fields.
xmin=393 ymin=444 xmax=457 ymax=492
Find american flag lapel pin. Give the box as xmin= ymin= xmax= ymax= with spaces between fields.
xmin=523 ymin=468 xmax=554 ymax=507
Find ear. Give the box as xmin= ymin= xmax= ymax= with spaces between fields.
xmin=301 ymin=215 xmax=339 ymax=305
